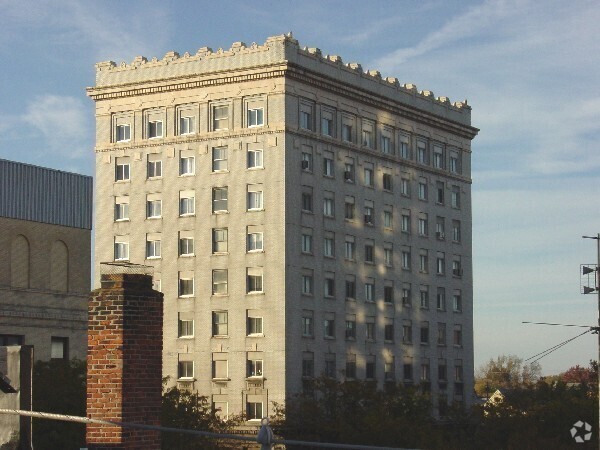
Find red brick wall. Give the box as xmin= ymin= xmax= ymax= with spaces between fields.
xmin=86 ymin=273 xmax=163 ymax=449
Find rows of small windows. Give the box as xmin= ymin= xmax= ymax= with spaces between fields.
xmin=112 ymin=97 xmax=266 ymax=143
xmin=298 ymin=99 xmax=463 ymax=174
xmin=301 ymin=152 xmax=463 ymax=211
xmin=300 ymin=271 xmax=463 ymax=311
xmin=0 ymin=335 xmax=69 ymax=360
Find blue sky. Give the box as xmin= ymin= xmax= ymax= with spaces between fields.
xmin=1 ymin=0 xmax=599 ymax=375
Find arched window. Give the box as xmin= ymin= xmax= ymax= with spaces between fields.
xmin=50 ymin=240 xmax=69 ymax=292
xmin=11 ymin=235 xmax=30 ymax=288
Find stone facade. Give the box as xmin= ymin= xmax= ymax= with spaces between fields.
xmin=88 ymin=33 xmax=478 ymax=419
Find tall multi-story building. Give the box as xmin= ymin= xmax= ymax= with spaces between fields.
xmin=0 ymin=159 xmax=92 ymax=360
xmin=88 ymin=33 xmax=478 ymax=419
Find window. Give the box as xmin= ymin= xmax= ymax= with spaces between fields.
xmin=212 ymin=270 xmax=228 ymax=295
xmin=364 ymin=166 xmax=374 ymax=187
xmin=303 ymin=353 xmax=315 ymax=377
xmin=302 ymin=189 xmax=313 ymax=213
xmin=213 ymin=105 xmax=229 ymax=130
xmin=301 ymin=151 xmax=313 ymax=171
xmin=324 ymin=318 xmax=335 ymax=338
xmin=437 ymin=323 xmax=447 ymax=346
xmin=452 ymin=220 xmax=461 ymax=242
xmin=419 ymin=250 xmax=428 ymax=273
xmin=383 ymin=209 xmax=393 ymax=229
xmin=178 ymin=361 xmax=194 ymax=379
xmin=453 ymin=259 xmax=462 ymax=277
xmin=345 ymin=318 xmax=356 ymax=340
xmin=454 ymin=325 xmax=463 ymax=347
xmin=418 ymin=180 xmax=427 ymax=200
xmin=247 ymin=316 xmax=263 ymax=335
xmin=385 ymin=359 xmax=395 ymax=382
xmin=247 ymin=268 xmax=263 ymax=293
xmin=399 ymin=134 xmax=410 ymax=158
xmin=178 ymin=317 xmax=194 ymax=338
xmin=362 ymin=129 xmax=373 ymax=148
xmin=450 ymin=152 xmax=460 ymax=174
xmin=323 ymin=196 xmax=335 ymax=218
xmin=247 ymin=185 xmax=264 ymax=211
xmin=436 ymin=181 xmax=445 ymax=204
xmin=345 ymin=276 xmax=356 ymax=300
xmin=302 ymin=273 xmax=313 ymax=295
xmin=366 ymin=317 xmax=375 ymax=341
xmin=179 ymin=273 xmax=194 ymax=297
xmin=451 ymin=186 xmax=461 ymax=208
xmin=366 ymin=356 xmax=376 ymax=380
xmin=179 ymin=235 xmax=194 ymax=256
xmin=401 ymin=248 xmax=411 ymax=270
xmin=420 ymin=286 xmax=429 ymax=309
xmin=421 ymin=362 xmax=430 ymax=382
xmin=418 ymin=216 xmax=428 ymax=236
xmin=401 ymin=211 xmax=410 ymax=233
xmin=437 ymin=288 xmax=446 ymax=311
xmin=364 ymin=241 xmax=374 ymax=263
xmin=381 ymin=135 xmax=392 ymax=154
xmin=247 ymin=148 xmax=263 ymax=169
xmin=51 ymin=337 xmax=68 ymax=360
xmin=247 ymin=356 xmax=263 ymax=377
xmin=302 ymin=312 xmax=314 ymax=337
xmin=403 ymin=320 xmax=412 ymax=344
xmin=321 ymin=109 xmax=334 ymax=137
xmin=325 ymin=354 xmax=336 ymax=378
xmin=345 ymin=236 xmax=356 ymax=261
xmin=342 ymin=124 xmax=353 ymax=142
xmin=384 ymin=244 xmax=393 ymax=267
xmin=346 ymin=354 xmax=357 ymax=379
xmin=403 ymin=363 xmax=413 ymax=381
xmin=116 ymin=124 xmax=131 ymax=142
xmin=146 ymin=198 xmax=161 ymax=219
xmin=453 ymin=292 xmax=462 ymax=312
xmin=212 ymin=354 xmax=228 ymax=380
xmin=344 ymin=196 xmax=355 ymax=220
xmin=247 ymin=107 xmax=264 ymax=127
xmin=147 ymin=158 xmax=162 ymax=178
xmin=213 ymin=187 xmax=228 ymax=212
xmin=437 ymin=253 xmax=446 ymax=275
xmin=402 ymin=285 xmax=411 ymax=307
xmin=212 ymin=311 xmax=228 ymax=336
xmin=152 ymin=278 xmax=161 ymax=292
xmin=212 ymin=228 xmax=228 ymax=253
xmin=436 ymin=217 xmax=446 ymax=240
xmin=324 ymin=233 xmax=335 ymax=258
xmin=114 ymin=239 xmax=129 ymax=261
xmin=323 ymin=152 xmax=334 ymax=177
xmin=148 ymin=120 xmax=163 ymax=139
xmin=212 ymin=147 xmax=228 ymax=172
xmin=384 ymin=320 xmax=395 ymax=342
xmin=364 ymin=280 xmax=375 ymax=302
xmin=383 ymin=173 xmax=393 ymax=191
xmin=364 ymin=201 xmax=374 ymax=225
xmin=179 ymin=192 xmax=195 ymax=216
xmin=247 ymin=227 xmax=263 ymax=252
xmin=180 ymin=115 xmax=195 ymax=135
xmin=324 ymin=273 xmax=335 ymax=298
xmin=302 ymin=232 xmax=313 ymax=254
xmin=433 ymin=146 xmax=444 ymax=169
xmin=180 ymin=156 xmax=195 ymax=176
xmin=300 ymin=102 xmax=314 ymax=130
xmin=401 ymin=178 xmax=410 ymax=196
xmin=417 ymin=141 xmax=427 ymax=164
xmin=114 ymin=197 xmax=129 ymax=221
xmin=384 ymin=284 xmax=394 ymax=304
xmin=146 ymin=236 xmax=161 ymax=259
xmin=246 ymin=402 xmax=263 ymax=421
xmin=420 ymin=322 xmax=429 ymax=344
xmin=344 ymin=160 xmax=354 ymax=182
xmin=115 ymin=159 xmax=130 ymax=182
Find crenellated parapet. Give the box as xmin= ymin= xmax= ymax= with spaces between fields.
xmin=92 ymin=32 xmax=471 ymax=124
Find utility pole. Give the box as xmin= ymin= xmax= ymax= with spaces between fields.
xmin=581 ymin=233 xmax=600 ymax=447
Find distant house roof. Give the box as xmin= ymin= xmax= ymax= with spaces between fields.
xmin=0 ymin=158 xmax=92 ymax=229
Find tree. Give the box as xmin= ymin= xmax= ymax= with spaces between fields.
xmin=561 ymin=360 xmax=598 ymax=385
xmin=474 ymin=355 xmax=541 ymax=397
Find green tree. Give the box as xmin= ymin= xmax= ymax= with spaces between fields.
xmin=474 ymin=354 xmax=541 ymax=397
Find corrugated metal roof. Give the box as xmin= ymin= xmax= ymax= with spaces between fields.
xmin=0 ymin=159 xmax=92 ymax=229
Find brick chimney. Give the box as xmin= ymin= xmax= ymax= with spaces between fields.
xmin=86 ymin=272 xmax=163 ymax=449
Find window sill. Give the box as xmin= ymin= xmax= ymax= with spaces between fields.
xmin=178 ymin=336 xmax=194 ymax=340
xmin=211 ymin=294 xmax=229 ymax=298
xmin=178 ymin=295 xmax=195 ymax=299
xmin=180 ymin=254 xmax=195 ymax=258
xmin=146 ymin=257 xmax=161 ymax=260
xmin=212 ymin=170 xmax=229 ymax=174
xmin=146 ymin=217 xmax=162 ymax=220
xmin=212 ymin=211 xmax=229 ymax=215
xmin=211 ymin=252 xmax=229 ymax=256
xmin=179 ymin=173 xmax=196 ymax=177
xmin=247 ymin=250 xmax=264 ymax=254
xmin=177 ymin=377 xmax=195 ymax=382
xmin=247 ymin=167 xmax=264 ymax=171
xmin=246 ymin=333 xmax=264 ymax=338
xmin=147 ymin=176 xmax=162 ymax=180
xmin=211 ymin=335 xmax=229 ymax=339
xmin=246 ymin=292 xmax=265 ymax=296
xmin=179 ymin=214 xmax=196 ymax=218
xmin=114 ymin=180 xmax=130 ymax=184
xmin=115 ymin=219 xmax=130 ymax=223
xmin=212 ymin=377 xmax=230 ymax=382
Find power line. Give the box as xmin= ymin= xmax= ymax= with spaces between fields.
xmin=522 ymin=321 xmax=595 ymax=329
xmin=524 ymin=329 xmax=592 ymax=365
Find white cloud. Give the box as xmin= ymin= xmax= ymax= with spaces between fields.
xmin=21 ymin=95 xmax=89 ymax=159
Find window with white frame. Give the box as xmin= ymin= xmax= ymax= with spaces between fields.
xmin=147 ymin=156 xmax=162 ymax=178
xmin=114 ymin=237 xmax=129 ymax=261
xmin=179 ymin=191 xmax=195 ymax=216
xmin=363 ymin=164 xmax=374 ymax=187
xmin=381 ymin=133 xmax=392 ymax=154
xmin=450 ymin=151 xmax=460 ymax=174
xmin=212 ymin=269 xmax=228 ymax=295
xmin=362 ymin=120 xmax=374 ymax=148
xmin=212 ymin=147 xmax=228 ymax=172
xmin=247 ymin=267 xmax=263 ymax=293
xmin=178 ymin=360 xmax=194 ymax=379
xmin=146 ymin=234 xmax=161 ymax=259
xmin=421 ymin=361 xmax=430 ymax=382
xmin=148 ymin=120 xmax=163 ymax=139
xmin=301 ymin=230 xmax=313 ymax=254
xmin=417 ymin=141 xmax=427 ymax=164
xmin=212 ymin=228 xmax=228 ymax=253
xmin=179 ymin=232 xmax=194 ymax=256
xmin=451 ymin=185 xmax=461 ymax=208
xmin=212 ymin=353 xmax=228 ymax=380
xmin=299 ymin=101 xmax=314 ymax=131
xmin=344 ymin=235 xmax=355 ymax=261
xmin=402 ymin=284 xmax=411 ymax=307
xmin=213 ymin=104 xmax=229 ymax=131
xmin=116 ymin=124 xmax=131 ymax=142
xmin=302 ymin=272 xmax=313 ymax=295
xmin=212 ymin=187 xmax=228 ymax=212
xmin=179 ymin=115 xmax=195 ymax=135
xmin=247 ymin=355 xmax=264 ymax=377
xmin=178 ymin=314 xmax=194 ymax=338
xmin=401 ymin=210 xmax=410 ymax=233
xmin=437 ymin=253 xmax=446 ymax=275
xmin=247 ymin=107 xmax=264 ymax=127
xmin=247 ymin=184 xmax=263 ymax=211
xmin=247 ymin=226 xmax=263 ymax=252
xmin=453 ymin=291 xmax=462 ymax=312
xmin=247 ymin=314 xmax=263 ymax=335
xmin=419 ymin=249 xmax=429 ymax=273
xmin=418 ymin=179 xmax=427 ymax=200
xmin=179 ymin=155 xmax=195 ymax=176
xmin=420 ymin=286 xmax=429 ymax=309
xmin=399 ymin=133 xmax=410 ymax=158
xmin=146 ymin=196 xmax=162 ymax=219
xmin=321 ymin=108 xmax=334 ymax=137
xmin=212 ymin=311 xmax=228 ymax=336
xmin=323 ymin=232 xmax=335 ymax=258
xmin=383 ymin=208 xmax=393 ymax=229
xmin=418 ymin=214 xmax=428 ymax=236
xmin=114 ymin=196 xmax=129 ymax=221
xmin=115 ymin=158 xmax=130 ymax=182
xmin=246 ymin=402 xmax=263 ymax=420
xmin=452 ymin=220 xmax=461 ymax=242
xmin=401 ymin=178 xmax=410 ymax=196
xmin=247 ymin=148 xmax=263 ymax=169
xmin=437 ymin=287 xmax=446 ymax=310
xmin=179 ymin=272 xmax=194 ymax=297
xmin=365 ymin=279 xmax=375 ymax=302
xmin=401 ymin=247 xmax=411 ymax=270
xmin=323 ymin=192 xmax=335 ymax=218
xmin=433 ymin=146 xmax=444 ymax=169
xmin=323 ymin=151 xmax=334 ymax=177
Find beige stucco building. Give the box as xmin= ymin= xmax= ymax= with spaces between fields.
xmin=0 ymin=159 xmax=92 ymax=361
xmin=88 ymin=33 xmax=478 ymax=419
